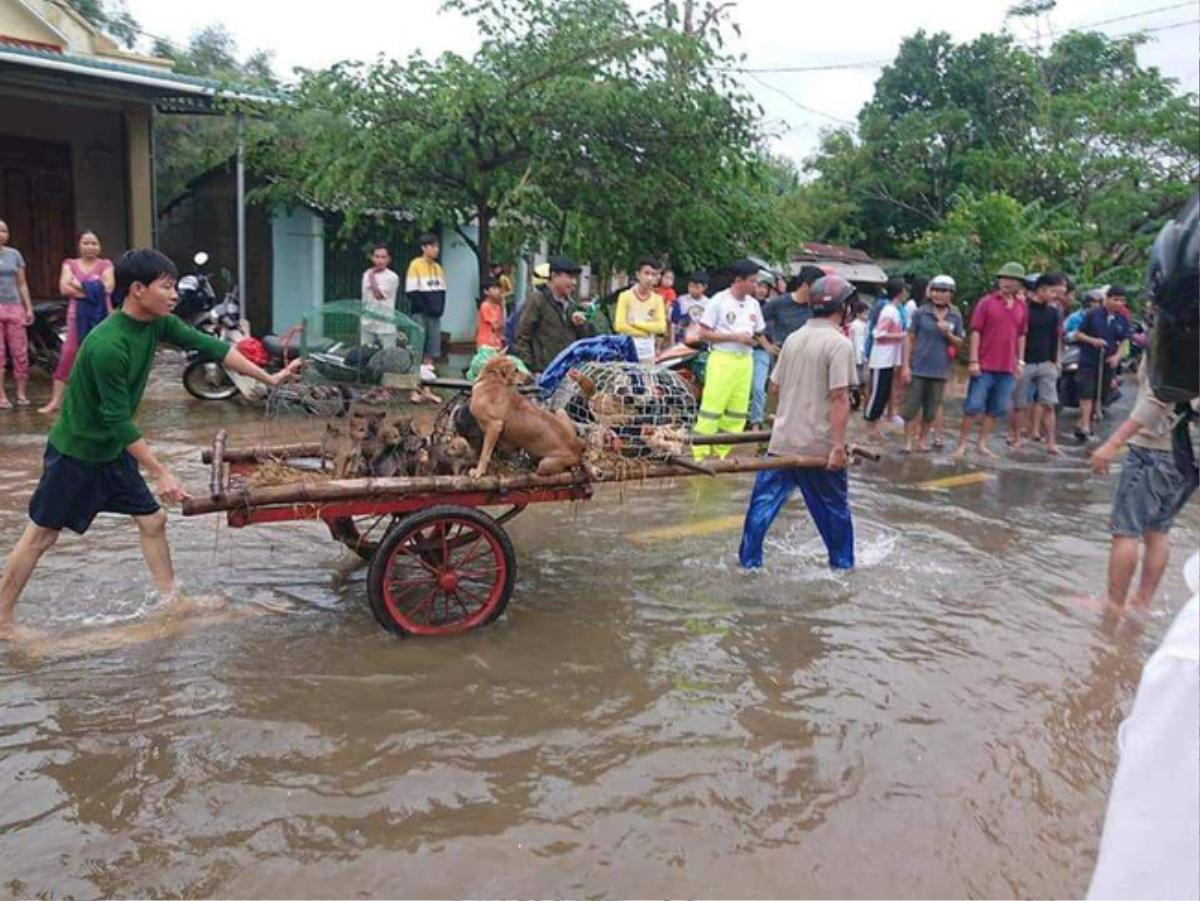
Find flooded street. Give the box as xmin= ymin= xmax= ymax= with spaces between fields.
xmin=1 ymin=357 xmax=1195 ymax=899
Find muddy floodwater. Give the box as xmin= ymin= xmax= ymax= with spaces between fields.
xmin=1 ymin=357 xmax=1196 ymax=899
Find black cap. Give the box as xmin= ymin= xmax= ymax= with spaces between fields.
xmin=549 ymin=256 xmax=581 ymax=275
xmin=1107 ymin=283 xmax=1127 ymax=298
xmin=688 ymin=269 xmax=709 ymax=285
xmin=729 ymin=258 xmax=760 ymax=279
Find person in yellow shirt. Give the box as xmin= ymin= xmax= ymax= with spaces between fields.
xmin=614 ymin=257 xmax=667 ymax=362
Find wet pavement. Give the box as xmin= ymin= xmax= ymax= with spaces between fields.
xmin=0 ymin=356 xmax=1196 ymax=898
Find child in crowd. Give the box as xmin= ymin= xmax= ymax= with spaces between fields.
xmin=475 ymin=277 xmax=505 ymax=350
xmin=848 ymin=300 xmax=869 ymax=409
xmin=614 ymin=257 xmax=667 ymax=361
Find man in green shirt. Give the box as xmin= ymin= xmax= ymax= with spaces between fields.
xmin=0 ymin=249 xmax=300 ymax=639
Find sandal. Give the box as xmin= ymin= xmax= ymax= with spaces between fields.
xmin=0 ymin=400 xmax=10 ymax=410
xmin=15 ymin=397 xmax=30 ymax=407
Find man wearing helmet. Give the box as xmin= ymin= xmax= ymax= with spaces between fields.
xmin=900 ymin=274 xmax=964 ymax=453
xmin=739 ymin=275 xmax=858 ymax=571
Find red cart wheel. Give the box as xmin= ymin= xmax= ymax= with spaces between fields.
xmin=366 ymin=506 xmax=516 ymax=636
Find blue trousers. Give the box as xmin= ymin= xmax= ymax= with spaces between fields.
xmin=739 ymin=466 xmax=855 ymax=570
xmin=750 ymin=346 xmax=771 ymax=424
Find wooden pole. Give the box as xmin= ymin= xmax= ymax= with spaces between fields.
xmin=690 ymin=429 xmax=772 ymax=446
xmin=205 ymin=428 xmax=777 ymax=465
xmin=203 ymin=442 xmax=325 ymax=464
xmin=209 ymin=429 xmax=227 ymax=500
xmin=182 ymin=451 xmax=851 ymax=517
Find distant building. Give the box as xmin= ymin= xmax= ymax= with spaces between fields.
xmin=158 ymin=164 xmax=485 ymax=345
xmin=0 ymin=0 xmax=259 ymax=298
xmin=790 ymin=242 xmax=888 ymax=290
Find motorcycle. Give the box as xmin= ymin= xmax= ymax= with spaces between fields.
xmin=180 ymin=285 xmax=246 ymax=401
xmin=174 ymin=251 xmax=221 ymax=333
xmin=24 ymin=302 xmax=68 ymax=375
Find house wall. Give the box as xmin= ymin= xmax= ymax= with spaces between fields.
xmin=156 ymin=166 xmax=273 ymax=334
xmin=439 ymin=224 xmax=479 ymax=345
xmin=0 ymin=1 xmax=61 ymax=45
xmin=0 ymin=89 xmax=128 ymax=297
xmin=272 ymin=208 xmax=324 ymax=332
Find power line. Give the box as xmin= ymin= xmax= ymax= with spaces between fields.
xmin=726 ymin=2 xmax=1197 ymax=75
xmin=741 ymin=71 xmax=857 ymax=128
xmin=716 ymin=59 xmax=888 ymax=74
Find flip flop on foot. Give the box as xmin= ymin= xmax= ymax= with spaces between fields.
xmin=15 ymin=397 xmax=30 ymax=406
xmin=0 ymin=399 xmax=11 ymax=410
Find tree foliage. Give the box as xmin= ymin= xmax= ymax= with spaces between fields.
xmin=151 ymin=26 xmax=279 ymax=207
xmin=802 ymin=27 xmax=1198 ymax=297
xmin=64 ymin=0 xmax=139 ymax=48
xmin=252 ymin=0 xmax=775 ymax=283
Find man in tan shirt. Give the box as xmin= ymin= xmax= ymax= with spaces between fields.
xmin=739 ymin=276 xmax=858 ymax=570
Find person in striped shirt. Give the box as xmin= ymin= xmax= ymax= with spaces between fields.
xmin=405 ymin=233 xmax=446 ymax=404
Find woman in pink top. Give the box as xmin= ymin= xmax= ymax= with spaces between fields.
xmin=38 ymin=230 xmax=113 ymax=415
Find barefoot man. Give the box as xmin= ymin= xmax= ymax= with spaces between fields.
xmin=0 ymin=249 xmax=300 ymax=639
xmin=953 ymin=262 xmax=1028 ymax=461
xmin=1091 ymin=363 xmax=1198 ymax=608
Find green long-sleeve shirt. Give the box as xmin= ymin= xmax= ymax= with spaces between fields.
xmin=49 ymin=311 xmax=230 ymax=462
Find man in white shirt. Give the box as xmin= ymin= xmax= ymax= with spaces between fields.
xmin=863 ymin=276 xmax=908 ymax=439
xmin=360 ymin=244 xmax=400 ymax=347
xmin=693 ymin=259 xmax=768 ymax=460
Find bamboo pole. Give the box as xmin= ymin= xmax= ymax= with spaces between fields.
xmin=690 ymin=429 xmax=773 ymax=446
xmin=205 ymin=428 xmax=779 ymax=465
xmin=209 ymin=429 xmax=227 ymax=500
xmin=182 ymin=451 xmax=861 ymax=517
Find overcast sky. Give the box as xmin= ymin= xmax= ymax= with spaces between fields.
xmin=125 ymin=0 xmax=1198 ymax=165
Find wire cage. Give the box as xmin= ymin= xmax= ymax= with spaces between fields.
xmin=299 ymin=300 xmax=424 ymax=389
xmin=547 ymin=361 xmax=698 ymax=457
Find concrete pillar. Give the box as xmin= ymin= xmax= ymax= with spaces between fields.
xmin=124 ymin=104 xmax=153 ymax=247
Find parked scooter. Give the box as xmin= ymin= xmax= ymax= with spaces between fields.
xmin=180 ymin=284 xmax=246 ymax=401
xmin=24 ymin=302 xmax=68 ymax=375
xmin=174 ymin=251 xmax=221 ymax=333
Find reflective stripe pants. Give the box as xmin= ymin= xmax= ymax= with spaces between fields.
xmin=693 ymin=349 xmax=753 ymax=459
xmin=738 ymin=466 xmax=855 ymax=570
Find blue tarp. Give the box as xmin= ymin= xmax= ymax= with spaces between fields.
xmin=536 ymin=334 xmax=639 ymax=399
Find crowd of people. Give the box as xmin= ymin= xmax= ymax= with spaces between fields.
xmin=0 ymin=226 xmax=1185 ymax=638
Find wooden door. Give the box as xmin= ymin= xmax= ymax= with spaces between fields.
xmin=0 ymin=136 xmax=75 ymax=299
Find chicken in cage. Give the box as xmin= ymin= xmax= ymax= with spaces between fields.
xmin=548 ymin=361 xmax=698 ymax=457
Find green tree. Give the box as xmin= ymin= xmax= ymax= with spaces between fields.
xmin=151 ymin=26 xmax=279 ymax=207
xmin=64 ymin=0 xmax=139 ymax=48
xmin=804 ymin=26 xmax=1198 ymax=282
xmin=253 ymin=0 xmax=769 ymax=285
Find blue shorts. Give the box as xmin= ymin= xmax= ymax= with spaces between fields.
xmin=28 ymin=445 xmax=160 ymax=535
xmin=963 ymin=371 xmax=1016 ymax=418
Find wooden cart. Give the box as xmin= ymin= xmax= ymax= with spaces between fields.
xmin=183 ymin=430 xmax=873 ymax=637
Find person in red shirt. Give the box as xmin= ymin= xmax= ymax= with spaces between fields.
xmin=475 ymin=277 xmax=505 ymax=351
xmin=952 ymin=262 xmax=1029 ymax=461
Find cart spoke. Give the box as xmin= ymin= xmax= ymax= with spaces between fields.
xmin=453 ymin=533 xmax=487 ymax=569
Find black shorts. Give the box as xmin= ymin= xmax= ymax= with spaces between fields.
xmin=1076 ymin=366 xmax=1114 ymax=403
xmin=28 ymin=445 xmax=160 ymax=534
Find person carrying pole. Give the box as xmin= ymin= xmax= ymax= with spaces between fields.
xmin=739 ymin=275 xmax=858 ymax=570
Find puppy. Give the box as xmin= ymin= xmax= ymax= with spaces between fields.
xmin=468 ymin=354 xmax=587 ymax=478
